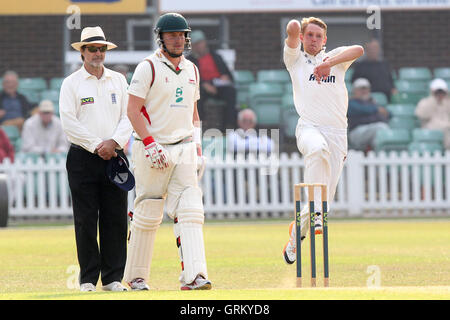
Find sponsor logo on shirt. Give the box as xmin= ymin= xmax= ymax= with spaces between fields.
xmin=189 ymin=79 xmax=196 ymax=85
xmin=175 ymin=87 xmax=183 ymax=103
xmin=308 ymin=74 xmax=336 ymax=83
xmin=81 ymin=97 xmax=94 ymax=105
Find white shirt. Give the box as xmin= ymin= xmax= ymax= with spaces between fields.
xmin=59 ymin=65 xmax=132 ymax=153
xmin=284 ymin=44 xmax=356 ymax=129
xmin=21 ymin=114 xmax=69 ymax=154
xmin=127 ymin=49 xmax=200 ymax=144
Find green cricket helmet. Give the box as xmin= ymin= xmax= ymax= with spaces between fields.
xmin=154 ymin=13 xmax=191 ymax=56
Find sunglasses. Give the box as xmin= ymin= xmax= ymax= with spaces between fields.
xmin=85 ymin=46 xmax=107 ymax=53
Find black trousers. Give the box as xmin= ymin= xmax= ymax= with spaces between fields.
xmin=66 ymin=145 xmax=128 ymax=285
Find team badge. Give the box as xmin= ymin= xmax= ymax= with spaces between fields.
xmin=111 ymin=93 xmax=117 ymax=104
xmin=81 ymin=97 xmax=94 ymax=105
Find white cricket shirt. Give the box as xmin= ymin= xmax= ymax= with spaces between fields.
xmin=59 ymin=65 xmax=132 ymax=153
xmin=284 ymin=44 xmax=356 ymax=129
xmin=127 ymin=49 xmax=200 ymax=144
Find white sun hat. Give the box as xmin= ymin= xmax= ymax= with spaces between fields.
xmin=71 ymin=26 xmax=117 ymax=51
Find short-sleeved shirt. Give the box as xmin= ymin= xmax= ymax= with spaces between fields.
xmin=284 ymin=44 xmax=356 ymax=129
xmin=127 ymin=49 xmax=200 ymax=144
xmin=59 ymin=65 xmax=132 ymax=153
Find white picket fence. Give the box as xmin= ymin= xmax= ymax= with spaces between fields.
xmin=1 ymin=150 xmax=450 ymax=219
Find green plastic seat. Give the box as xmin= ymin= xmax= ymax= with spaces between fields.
xmin=281 ymin=94 xmax=295 ymax=109
xmin=284 ymin=83 xmax=293 ymax=94
xmin=408 ymin=141 xmax=443 ymax=155
xmin=281 ymin=108 xmax=298 ymax=138
xmin=394 ymin=79 xmax=428 ymax=93
xmin=233 ymin=70 xmax=255 ymax=85
xmin=433 ymin=68 xmax=450 ymax=80
xmin=18 ymin=78 xmax=47 ymax=91
xmin=374 ymin=128 xmax=411 ymax=152
xmin=386 ymin=104 xmax=416 ymax=118
xmin=398 ymin=67 xmax=432 ymax=81
xmin=19 ymin=90 xmax=41 ymax=104
xmin=49 ymin=77 xmax=64 ymax=91
xmin=253 ymin=104 xmax=281 ymax=126
xmin=1 ymin=125 xmax=20 ymax=141
xmin=392 ymin=70 xmax=398 ymax=80
xmin=16 ymin=152 xmax=42 ymax=163
xmin=389 ymin=116 xmax=418 ymax=130
xmin=40 ymin=89 xmax=59 ymax=104
xmin=248 ymin=83 xmax=284 ymax=108
xmin=412 ymin=128 xmax=444 ymax=144
xmin=45 ymin=152 xmax=67 ymax=163
xmin=371 ymin=92 xmax=388 ymax=106
xmin=126 ymin=72 xmax=133 ymax=84
xmin=256 ymin=70 xmax=290 ymax=83
xmin=202 ymin=135 xmax=226 ymax=159
xmin=391 ymin=92 xmax=426 ymax=105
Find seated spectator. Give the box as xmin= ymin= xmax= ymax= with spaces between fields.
xmin=351 ymin=39 xmax=396 ymax=102
xmin=347 ymin=78 xmax=390 ymax=151
xmin=186 ymin=30 xmax=237 ymax=132
xmin=0 ymin=71 xmax=32 ymax=131
xmin=226 ymin=108 xmax=275 ymax=157
xmin=21 ymin=100 xmax=69 ymax=154
xmin=0 ymin=126 xmax=14 ymax=163
xmin=415 ymin=79 xmax=450 ymax=149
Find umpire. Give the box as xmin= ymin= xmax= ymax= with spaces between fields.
xmin=59 ymin=26 xmax=133 ymax=292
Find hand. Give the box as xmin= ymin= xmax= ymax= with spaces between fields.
xmin=313 ymin=58 xmax=331 ymax=84
xmin=144 ymin=141 xmax=169 ymax=170
xmin=197 ymin=155 xmax=206 ymax=181
xmin=378 ymin=106 xmax=389 ymax=119
xmin=0 ymin=110 xmax=5 ymax=119
xmin=95 ymin=139 xmax=118 ymax=160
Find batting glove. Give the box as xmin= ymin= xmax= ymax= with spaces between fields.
xmin=143 ymin=136 xmax=169 ymax=170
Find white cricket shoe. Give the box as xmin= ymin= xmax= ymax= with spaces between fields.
xmin=282 ymin=221 xmax=297 ymax=264
xmin=80 ymin=283 xmax=96 ymax=292
xmin=128 ymin=278 xmax=150 ymax=291
xmin=102 ymin=281 xmax=128 ymax=292
xmin=180 ymin=275 xmax=212 ymax=290
xmin=314 ymin=212 xmax=323 ymax=235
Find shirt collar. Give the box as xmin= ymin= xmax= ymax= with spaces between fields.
xmin=81 ymin=64 xmax=112 ymax=80
xmin=302 ymin=47 xmax=326 ymax=62
xmin=154 ymin=48 xmax=187 ymax=70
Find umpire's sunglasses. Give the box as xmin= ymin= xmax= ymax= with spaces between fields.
xmin=85 ymin=46 xmax=107 ymax=53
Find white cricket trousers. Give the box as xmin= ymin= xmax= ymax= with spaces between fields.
xmin=295 ymin=119 xmax=347 ymax=238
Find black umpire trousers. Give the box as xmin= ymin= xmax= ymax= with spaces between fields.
xmin=66 ymin=145 xmax=128 ymax=286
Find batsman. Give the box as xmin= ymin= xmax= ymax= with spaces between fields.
xmin=124 ymin=13 xmax=211 ymax=290
xmin=282 ymin=17 xmax=364 ymax=264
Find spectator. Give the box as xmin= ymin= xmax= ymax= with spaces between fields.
xmin=186 ymin=30 xmax=237 ymax=132
xmin=415 ymin=78 xmax=450 ymax=149
xmin=21 ymin=100 xmax=69 ymax=154
xmin=0 ymin=71 xmax=32 ymax=131
xmin=351 ymin=39 xmax=396 ymax=102
xmin=347 ymin=78 xmax=390 ymax=151
xmin=0 ymin=127 xmax=14 ymax=163
xmin=226 ymin=108 xmax=275 ymax=156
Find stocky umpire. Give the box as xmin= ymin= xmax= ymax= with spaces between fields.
xmin=59 ymin=26 xmax=133 ymax=292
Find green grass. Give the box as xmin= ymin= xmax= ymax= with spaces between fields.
xmin=0 ymin=219 xmax=449 ymax=300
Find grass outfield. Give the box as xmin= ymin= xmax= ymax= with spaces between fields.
xmin=0 ymin=218 xmax=449 ymax=300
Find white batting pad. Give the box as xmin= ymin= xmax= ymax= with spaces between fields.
xmin=123 ymin=198 xmax=164 ymax=283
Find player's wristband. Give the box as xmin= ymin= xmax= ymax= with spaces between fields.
xmin=193 ymin=126 xmax=202 ymax=145
xmin=143 ymin=136 xmax=155 ymax=146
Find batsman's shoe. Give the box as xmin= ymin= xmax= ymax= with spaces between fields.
xmin=102 ymin=281 xmax=128 ymax=292
xmin=80 ymin=283 xmax=96 ymax=292
xmin=314 ymin=212 xmax=323 ymax=235
xmin=180 ymin=275 xmax=212 ymax=290
xmin=128 ymin=278 xmax=150 ymax=291
xmin=282 ymin=221 xmax=297 ymax=264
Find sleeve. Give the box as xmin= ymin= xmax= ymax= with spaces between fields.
xmin=127 ymin=60 xmax=153 ymax=99
xmin=283 ymin=42 xmax=302 ymax=70
xmin=327 ymin=46 xmax=356 ymax=71
xmin=112 ymin=75 xmax=133 ymax=149
xmin=58 ymin=78 xmax=103 ymax=153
